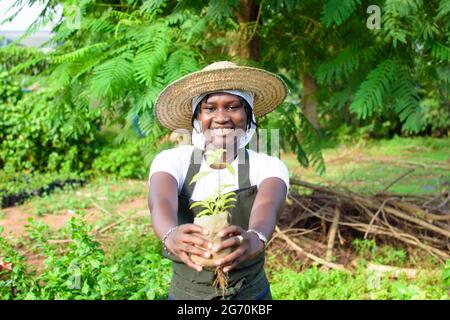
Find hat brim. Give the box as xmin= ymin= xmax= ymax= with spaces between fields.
xmin=155 ymin=66 xmax=287 ymax=130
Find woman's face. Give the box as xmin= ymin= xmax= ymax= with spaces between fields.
xmin=196 ymin=93 xmax=248 ymax=149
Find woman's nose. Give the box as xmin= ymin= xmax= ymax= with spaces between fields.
xmin=213 ymin=109 xmax=230 ymax=123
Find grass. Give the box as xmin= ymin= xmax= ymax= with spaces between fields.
xmin=269 ymin=264 xmax=448 ymax=300
xmin=283 ymin=136 xmax=450 ymax=195
xmin=24 ymin=177 xmax=147 ymax=216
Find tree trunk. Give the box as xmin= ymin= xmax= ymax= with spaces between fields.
xmin=229 ymin=0 xmax=261 ymax=61
xmin=301 ymin=71 xmax=319 ymax=129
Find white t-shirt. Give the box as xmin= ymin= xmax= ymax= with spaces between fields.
xmin=149 ymin=145 xmax=289 ymax=201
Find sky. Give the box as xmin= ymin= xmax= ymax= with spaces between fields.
xmin=0 ymin=0 xmax=60 ymax=31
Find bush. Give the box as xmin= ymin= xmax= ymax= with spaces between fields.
xmin=0 ymin=170 xmax=86 ymax=208
xmin=270 ymin=265 xmax=448 ymax=300
xmin=92 ymin=136 xmax=173 ymax=179
xmin=0 ymin=84 xmax=102 ymax=173
xmin=0 ymin=215 xmax=171 ymax=300
xmin=421 ymin=98 xmax=450 ymax=136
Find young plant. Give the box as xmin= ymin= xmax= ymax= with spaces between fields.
xmin=189 ymin=192 xmax=237 ymax=218
xmin=188 ymin=149 xmax=237 ymax=216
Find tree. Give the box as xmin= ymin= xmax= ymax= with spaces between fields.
xmin=3 ymin=0 xmax=448 ymax=174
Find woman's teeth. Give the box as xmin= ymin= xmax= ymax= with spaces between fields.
xmin=213 ymin=128 xmax=233 ymax=135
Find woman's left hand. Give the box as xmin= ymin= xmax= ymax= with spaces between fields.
xmin=212 ymin=225 xmax=264 ymax=272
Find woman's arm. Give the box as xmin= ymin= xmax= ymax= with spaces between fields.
xmin=149 ymin=172 xmax=212 ymax=272
xmin=212 ymin=177 xmax=288 ymax=272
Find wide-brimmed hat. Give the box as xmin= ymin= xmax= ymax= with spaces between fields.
xmin=155 ymin=61 xmax=288 ymax=130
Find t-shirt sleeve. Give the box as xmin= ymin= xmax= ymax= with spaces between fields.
xmin=148 ymin=148 xmax=187 ymax=189
xmin=256 ymin=156 xmax=290 ymax=191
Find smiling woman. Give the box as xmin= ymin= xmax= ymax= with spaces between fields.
xmin=148 ymin=61 xmax=289 ymax=300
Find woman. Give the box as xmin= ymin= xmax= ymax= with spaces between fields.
xmin=148 ymin=61 xmax=289 ymax=300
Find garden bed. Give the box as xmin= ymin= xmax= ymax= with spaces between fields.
xmin=0 ymin=172 xmax=86 ymax=208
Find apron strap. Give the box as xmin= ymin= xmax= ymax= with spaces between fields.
xmin=180 ymin=148 xmax=203 ymax=197
xmin=237 ymin=148 xmax=251 ymax=189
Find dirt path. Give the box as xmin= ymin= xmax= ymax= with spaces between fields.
xmin=0 ymin=197 xmax=150 ymax=271
xmin=0 ymin=198 xmax=149 ymax=238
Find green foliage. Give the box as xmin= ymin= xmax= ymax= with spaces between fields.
xmin=421 ymin=97 xmax=450 ymax=135
xmin=0 ymin=170 xmax=84 ymax=203
xmin=189 ymin=191 xmax=237 ymax=218
xmin=315 ymin=47 xmax=375 ymax=85
xmin=92 ymin=143 xmax=145 ymax=179
xmin=260 ymin=102 xmax=325 ymax=174
xmin=349 ymin=60 xmax=422 ymax=133
xmin=352 ymin=239 xmax=378 ymax=259
xmin=321 ymin=0 xmax=362 ymax=27
xmin=442 ymin=260 xmax=450 ymax=288
xmin=0 ymin=45 xmax=47 ymax=75
xmin=383 ymin=0 xmax=423 ymax=47
xmin=206 ymin=0 xmax=240 ymax=24
xmin=263 ymin=0 xmax=449 ymax=138
xmin=0 ymin=215 xmax=171 ymax=300
xmin=35 ymin=4 xmax=200 ymax=143
xmin=270 ymin=265 xmax=448 ymax=300
xmin=92 ymin=136 xmax=172 ymax=179
xmin=0 ymin=71 xmax=23 ymax=104
xmin=0 ymin=227 xmax=37 ymax=299
xmin=28 ymin=177 xmax=146 ymax=216
xmin=352 ymin=239 xmax=408 ymax=266
xmin=0 ymin=89 xmax=102 ymax=173
xmin=4 ymin=0 xmax=448 ymax=179
xmin=349 ymin=59 xmax=397 ymax=120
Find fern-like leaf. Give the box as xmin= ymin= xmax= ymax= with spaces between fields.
xmin=383 ymin=0 xmax=423 ymax=47
xmin=132 ymin=24 xmax=171 ymax=86
xmin=53 ymin=43 xmax=108 ymax=63
xmin=436 ymin=0 xmax=450 ymax=20
xmin=90 ymin=50 xmax=134 ymax=98
xmin=321 ymin=0 xmax=362 ymax=27
xmin=163 ymin=49 xmax=199 ymax=84
xmin=431 ymin=43 xmax=450 ymax=61
xmin=391 ymin=66 xmax=422 ymax=133
xmin=349 ymin=59 xmax=397 ymax=119
xmin=315 ymin=47 xmax=376 ymax=85
xmin=260 ymin=102 xmax=325 ymax=174
xmin=206 ymin=0 xmax=240 ymax=24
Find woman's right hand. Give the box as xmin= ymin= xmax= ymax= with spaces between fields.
xmin=164 ymin=224 xmax=212 ymax=272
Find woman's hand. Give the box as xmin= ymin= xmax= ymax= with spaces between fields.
xmin=212 ymin=225 xmax=264 ymax=272
xmin=165 ymin=224 xmax=212 ymax=272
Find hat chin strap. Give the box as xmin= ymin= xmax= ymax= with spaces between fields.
xmin=192 ymin=120 xmax=256 ymax=152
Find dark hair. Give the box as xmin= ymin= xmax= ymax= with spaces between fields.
xmin=191 ymin=94 xmax=258 ymax=131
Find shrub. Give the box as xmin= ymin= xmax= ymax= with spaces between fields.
xmin=0 ymin=86 xmax=102 ymax=173
xmin=92 ymin=137 xmax=173 ymax=179
xmin=0 ymin=215 xmax=171 ymax=300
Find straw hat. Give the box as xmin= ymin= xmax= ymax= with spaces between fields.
xmin=155 ymin=61 xmax=287 ymax=130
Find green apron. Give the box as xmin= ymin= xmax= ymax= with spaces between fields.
xmin=163 ymin=148 xmax=272 ymax=300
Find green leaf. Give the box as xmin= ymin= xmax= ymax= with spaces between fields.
xmin=321 ymin=0 xmax=362 ymax=27
xmin=350 ymin=59 xmax=397 ymax=120
xmin=190 ymin=171 xmax=213 ymax=184
xmin=222 ymin=198 xmax=237 ymax=205
xmin=189 ymin=201 xmax=208 ymax=209
xmin=196 ymin=208 xmax=213 ymax=217
xmin=225 ymin=163 xmax=235 ymax=176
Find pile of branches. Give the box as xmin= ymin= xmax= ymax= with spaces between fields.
xmin=272 ymin=179 xmax=449 ymax=272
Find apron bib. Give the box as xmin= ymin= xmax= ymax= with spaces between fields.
xmin=163 ymin=148 xmax=271 ymax=300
